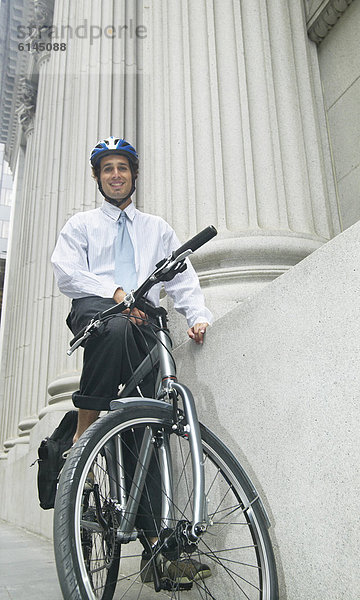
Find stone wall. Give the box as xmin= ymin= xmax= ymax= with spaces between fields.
xmin=173 ymin=219 xmax=360 ymax=600
xmin=1 ymin=216 xmax=359 ymax=598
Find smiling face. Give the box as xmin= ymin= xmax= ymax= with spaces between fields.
xmin=98 ymin=155 xmax=133 ymax=206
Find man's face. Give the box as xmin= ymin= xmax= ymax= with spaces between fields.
xmin=99 ymin=155 xmax=133 ymax=203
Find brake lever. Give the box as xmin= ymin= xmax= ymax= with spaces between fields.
xmin=150 ymin=249 xmax=192 ymax=282
xmin=122 ymin=291 xmax=135 ymax=307
xmin=165 ymin=249 xmax=192 ymax=272
xmin=67 ymin=318 xmax=102 ymax=356
xmin=160 ymin=261 xmax=187 ymax=282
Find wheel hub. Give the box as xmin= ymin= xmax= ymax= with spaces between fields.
xmin=159 ymin=520 xmax=199 ymax=561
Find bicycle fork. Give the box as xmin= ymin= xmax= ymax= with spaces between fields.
xmin=156 ymin=315 xmax=208 ymax=542
xmin=112 ymin=319 xmax=208 ymax=545
xmin=113 ymin=392 xmax=207 ymax=545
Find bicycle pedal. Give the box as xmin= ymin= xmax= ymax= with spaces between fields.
xmin=160 ymin=577 xmax=193 ymax=592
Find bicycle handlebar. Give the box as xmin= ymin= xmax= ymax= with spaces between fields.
xmin=172 ymin=225 xmax=217 ymax=259
xmin=67 ymin=225 xmax=217 ymax=354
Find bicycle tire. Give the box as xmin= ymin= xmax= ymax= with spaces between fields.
xmin=54 ymin=405 xmax=278 ymax=599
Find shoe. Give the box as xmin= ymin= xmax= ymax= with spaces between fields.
xmin=164 ymin=557 xmax=212 ymax=584
xmin=140 ymin=552 xmax=211 ymax=585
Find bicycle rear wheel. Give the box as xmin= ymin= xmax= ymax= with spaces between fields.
xmin=54 ymin=405 xmax=278 ymax=599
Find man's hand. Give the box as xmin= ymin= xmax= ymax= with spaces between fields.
xmin=113 ymin=287 xmax=147 ymax=326
xmin=187 ymin=322 xmax=209 ymax=345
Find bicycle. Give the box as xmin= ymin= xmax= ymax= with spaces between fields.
xmin=53 ymin=226 xmax=279 ymax=600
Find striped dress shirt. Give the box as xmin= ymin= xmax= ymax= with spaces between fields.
xmin=51 ymin=200 xmax=213 ymax=327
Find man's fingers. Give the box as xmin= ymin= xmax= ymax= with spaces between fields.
xmin=196 ymin=323 xmax=208 ymax=344
xmin=129 ymin=308 xmax=147 ymax=325
xmin=187 ymin=322 xmax=209 ymax=344
xmin=121 ymin=306 xmax=147 ymax=325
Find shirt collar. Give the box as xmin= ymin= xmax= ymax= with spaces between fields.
xmin=100 ymin=199 xmax=136 ymax=222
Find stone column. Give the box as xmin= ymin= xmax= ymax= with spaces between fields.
xmin=141 ymin=0 xmax=341 ymax=318
xmin=43 ymin=0 xmax=142 ymax=416
xmin=0 ymin=0 xmax=342 ymax=453
xmin=9 ymin=0 xmax=141 ymax=429
xmin=1 ymin=80 xmax=39 ymax=452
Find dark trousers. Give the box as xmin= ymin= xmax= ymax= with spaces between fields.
xmin=67 ymin=296 xmax=161 ymax=536
xmin=67 ymin=296 xmax=157 ymax=411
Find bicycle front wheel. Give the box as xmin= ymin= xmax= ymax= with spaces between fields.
xmin=54 ymin=405 xmax=278 ymax=600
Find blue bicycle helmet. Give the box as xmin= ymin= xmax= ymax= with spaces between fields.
xmin=90 ymin=136 xmax=139 ymax=205
xmin=90 ymin=136 xmax=138 ymax=171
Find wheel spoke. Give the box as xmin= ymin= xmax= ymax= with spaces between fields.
xmin=54 ymin=410 xmax=277 ymax=600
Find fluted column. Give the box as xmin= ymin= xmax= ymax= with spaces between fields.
xmin=141 ymin=0 xmax=341 ymax=317
xmin=1 ymin=83 xmax=39 ymax=451
xmin=0 ymin=0 xmax=342 ymax=453
xmin=40 ymin=0 xmax=141 ymax=417
xmin=1 ymin=0 xmax=142 ymax=452
xmin=1 ymin=66 xmax=55 ymax=449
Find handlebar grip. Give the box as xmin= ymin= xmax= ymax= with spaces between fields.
xmin=172 ymin=225 xmax=217 ymax=259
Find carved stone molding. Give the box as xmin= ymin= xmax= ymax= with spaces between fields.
xmin=34 ymin=0 xmax=53 ymax=26
xmin=38 ymin=375 xmax=80 ymax=418
xmin=25 ymin=0 xmax=54 ymax=61
xmin=15 ymin=77 xmax=37 ymax=135
xmin=0 ymin=0 xmax=54 ymax=159
xmin=306 ymin=0 xmax=354 ymax=43
xmin=26 ymin=0 xmax=54 ymax=30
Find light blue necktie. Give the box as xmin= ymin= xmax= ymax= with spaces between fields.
xmin=114 ymin=212 xmax=137 ymax=292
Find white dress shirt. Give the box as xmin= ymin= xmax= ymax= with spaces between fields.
xmin=51 ymin=200 xmax=213 ymax=327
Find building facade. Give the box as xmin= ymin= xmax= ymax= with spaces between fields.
xmin=0 ymin=142 xmax=13 ymax=317
xmin=0 ymin=1 xmax=359 ymax=597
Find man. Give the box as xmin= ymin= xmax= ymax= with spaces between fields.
xmin=51 ymin=136 xmax=213 ymax=442
xmin=51 ymin=137 xmax=213 ymax=583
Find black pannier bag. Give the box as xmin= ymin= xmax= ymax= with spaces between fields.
xmin=34 ymin=411 xmax=78 ymax=510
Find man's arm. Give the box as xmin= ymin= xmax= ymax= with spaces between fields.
xmin=161 ymin=225 xmax=213 ymax=342
xmin=51 ymin=218 xmax=117 ymax=299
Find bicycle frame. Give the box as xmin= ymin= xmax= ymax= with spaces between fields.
xmin=69 ymin=226 xmax=218 ymax=553
xmin=58 ymin=226 xmax=279 ymax=598
xmin=109 ymin=305 xmax=208 ymax=544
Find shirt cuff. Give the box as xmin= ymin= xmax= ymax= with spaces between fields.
xmin=187 ymin=309 xmax=213 ymax=328
xmin=102 ymin=285 xmax=120 ymax=299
